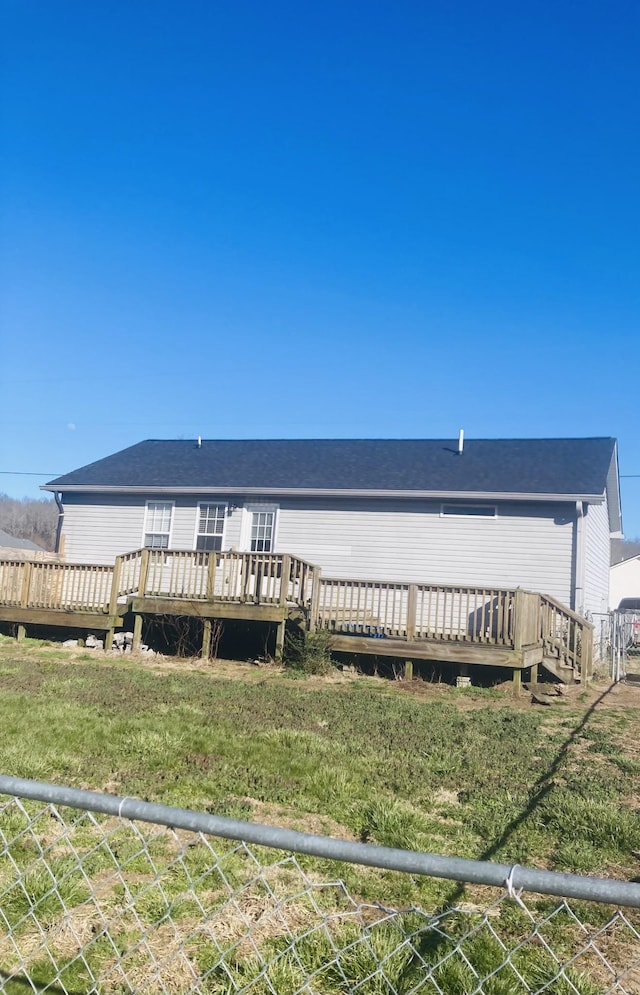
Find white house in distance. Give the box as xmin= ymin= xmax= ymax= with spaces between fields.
xmin=43 ymin=436 xmax=622 ymax=619
xmin=610 ymin=555 xmax=640 ymax=610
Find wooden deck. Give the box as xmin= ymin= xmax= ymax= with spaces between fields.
xmin=0 ymin=549 xmax=593 ymax=683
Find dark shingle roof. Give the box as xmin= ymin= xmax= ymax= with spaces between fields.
xmin=0 ymin=530 xmax=45 ymax=551
xmin=45 ymin=437 xmax=617 ymax=497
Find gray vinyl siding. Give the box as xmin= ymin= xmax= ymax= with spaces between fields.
xmin=61 ymin=495 xmax=146 ymax=564
xmin=583 ymin=498 xmax=610 ymax=617
xmin=60 ymin=493 xmax=575 ymax=604
xmin=60 ymin=495 xmax=243 ymax=565
xmin=274 ymin=498 xmax=574 ymax=603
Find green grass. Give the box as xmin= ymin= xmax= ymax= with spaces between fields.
xmin=0 ymin=639 xmax=639 ymax=877
xmin=0 ymin=637 xmax=639 ymax=991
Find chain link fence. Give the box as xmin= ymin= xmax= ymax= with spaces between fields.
xmin=587 ymin=611 xmax=640 ymax=684
xmin=1 ymin=775 xmax=640 ymax=994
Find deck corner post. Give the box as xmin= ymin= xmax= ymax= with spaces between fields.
xmin=206 ymin=552 xmax=218 ymax=601
xmin=512 ymin=668 xmax=522 ymax=694
xmin=16 ymin=623 xmax=26 ymax=642
xmin=105 ymin=628 xmax=114 ymax=652
xmin=132 ymin=614 xmax=144 ymax=653
xmin=513 ymin=589 xmax=524 ymax=651
xmin=201 ymin=618 xmax=212 ymax=659
xmin=138 ymin=548 xmax=151 ymax=597
xmin=280 ymin=554 xmax=291 ymax=607
xmin=406 ymin=585 xmax=417 ymax=641
xmin=109 ymin=556 xmax=123 ymax=617
xmin=308 ymin=566 xmax=322 ymax=632
xmin=404 ymin=660 xmax=413 ymax=681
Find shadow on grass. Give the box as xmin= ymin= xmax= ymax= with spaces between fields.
xmin=399 ymin=683 xmax=616 ymax=983
xmin=0 ymin=968 xmax=90 ymax=994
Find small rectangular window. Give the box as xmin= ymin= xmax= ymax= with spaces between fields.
xmin=441 ymin=504 xmax=497 ymax=518
xmin=196 ymin=503 xmax=226 ymax=551
xmin=144 ymin=501 xmax=173 ymax=548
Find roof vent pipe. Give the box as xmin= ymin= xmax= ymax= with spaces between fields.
xmin=196 ymin=436 xmax=202 ymax=449
xmin=458 ymin=429 xmax=464 ymax=455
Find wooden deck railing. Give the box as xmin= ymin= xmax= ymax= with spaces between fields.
xmin=315 ymin=578 xmax=537 ymax=648
xmin=0 ymin=559 xmax=114 ymax=612
xmin=112 ymin=549 xmax=317 ymax=607
xmin=0 ymin=551 xmax=593 ymax=678
xmin=0 ymin=551 xmax=316 ymax=614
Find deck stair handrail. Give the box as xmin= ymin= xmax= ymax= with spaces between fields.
xmin=540 ymin=593 xmax=593 ymax=681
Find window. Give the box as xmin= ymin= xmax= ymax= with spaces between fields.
xmin=196 ymin=503 xmax=226 ymax=551
xmin=144 ymin=501 xmax=173 ymax=548
xmin=441 ymin=504 xmax=497 ymax=518
xmin=251 ymin=510 xmax=275 ymax=552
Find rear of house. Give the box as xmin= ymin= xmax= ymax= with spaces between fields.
xmin=44 ymin=437 xmax=622 ymax=619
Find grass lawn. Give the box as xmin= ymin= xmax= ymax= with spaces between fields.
xmin=1 ymin=635 xmax=640 ymax=992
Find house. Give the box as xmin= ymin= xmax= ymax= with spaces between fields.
xmin=0 ymin=530 xmax=56 ymax=562
xmin=610 ymin=555 xmax=640 ymax=610
xmin=43 ymin=436 xmax=621 ymax=620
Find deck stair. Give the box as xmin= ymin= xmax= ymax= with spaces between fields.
xmin=0 ymin=549 xmax=593 ymax=682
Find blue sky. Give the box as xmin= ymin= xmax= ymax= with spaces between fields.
xmin=2 ymin=1 xmax=639 ymax=533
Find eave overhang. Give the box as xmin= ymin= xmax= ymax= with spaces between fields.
xmin=41 ymin=484 xmax=606 ymax=503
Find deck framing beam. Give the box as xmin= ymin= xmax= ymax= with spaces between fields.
xmin=0 ymin=607 xmax=124 ymax=631
xmin=129 ymin=597 xmax=287 ymax=623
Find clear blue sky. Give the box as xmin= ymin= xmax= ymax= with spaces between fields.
xmin=2 ymin=1 xmax=639 ymax=533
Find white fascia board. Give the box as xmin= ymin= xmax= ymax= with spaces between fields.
xmin=41 ymin=484 xmax=605 ymax=503
xmin=606 ymin=443 xmax=623 ymax=534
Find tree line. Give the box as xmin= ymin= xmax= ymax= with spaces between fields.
xmin=0 ymin=494 xmax=58 ymax=551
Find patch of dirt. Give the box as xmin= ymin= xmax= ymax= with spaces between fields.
xmin=432 ymin=788 xmax=462 ymax=807
xmin=102 ymin=921 xmax=200 ymax=994
xmin=242 ymin=798 xmax=358 ymax=841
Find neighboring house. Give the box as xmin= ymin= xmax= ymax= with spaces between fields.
xmin=43 ymin=436 xmax=622 ymax=617
xmin=611 ymin=538 xmax=640 ymax=565
xmin=0 ymin=530 xmax=56 ymax=561
xmin=610 ymin=555 xmax=640 ymax=610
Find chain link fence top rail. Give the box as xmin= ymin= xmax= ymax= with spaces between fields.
xmin=1 ymin=775 xmax=639 ymax=994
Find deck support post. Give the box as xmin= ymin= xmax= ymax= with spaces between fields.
xmin=202 ymin=619 xmax=212 ymax=660
xmin=404 ymin=660 xmax=413 ymax=681
xmin=512 ymin=668 xmax=522 ymax=694
xmin=528 ymin=663 xmax=538 ymax=684
xmin=105 ymin=628 xmax=114 ymax=652
xmin=132 ymin=614 xmax=143 ymax=653
xmin=16 ymin=624 xmax=26 ymax=642
xmin=275 ymin=619 xmax=286 ymax=662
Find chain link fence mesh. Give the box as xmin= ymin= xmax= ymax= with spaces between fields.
xmin=1 ymin=788 xmax=640 ymax=994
